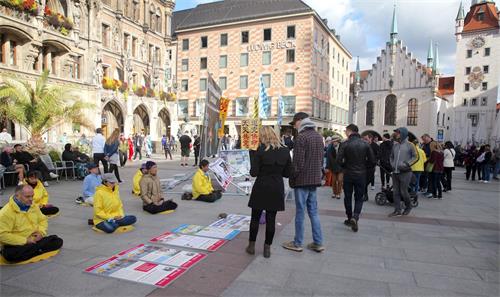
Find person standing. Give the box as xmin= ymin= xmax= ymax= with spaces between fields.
xmin=481 ymin=145 xmax=493 ymax=183
xmin=179 ymin=132 xmax=192 ymax=167
xmin=161 ymin=135 xmax=173 ymax=160
xmin=493 ymin=147 xmax=500 ymax=180
xmin=144 ymin=134 xmax=153 ymax=158
xmin=325 ymin=136 xmax=343 ymax=199
xmin=246 ymin=127 xmax=292 ymax=258
xmin=464 ymin=146 xmax=477 ymax=181
xmin=411 ymin=139 xmax=426 ymax=193
xmin=193 ymin=135 xmax=201 ymax=167
xmin=283 ymin=130 xmax=294 ymax=151
xmin=337 ymin=124 xmax=375 ymax=232
xmin=92 ymin=128 xmax=108 ymax=173
xmin=420 ymin=134 xmax=435 ymax=193
xmin=104 ymin=129 xmax=122 ymax=183
xmin=282 ymin=112 xmax=325 ymax=253
xmin=362 ymin=133 xmax=378 ymax=201
xmin=140 ymin=161 xmax=178 ymax=214
xmin=127 ymin=135 xmax=134 ymax=161
xmin=379 ymin=133 xmax=393 ymax=189
xmin=426 ymin=142 xmax=444 ymax=198
xmin=0 ymin=128 xmax=13 ymax=143
xmin=442 ymin=141 xmax=456 ymax=191
xmin=133 ymin=133 xmax=144 ymax=160
xmin=389 ymin=127 xmax=418 ymax=217
xmin=118 ymin=135 xmax=128 ymax=167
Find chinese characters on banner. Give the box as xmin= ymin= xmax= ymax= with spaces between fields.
xmin=201 ymin=75 xmax=222 ymax=158
xmin=218 ymin=97 xmax=230 ymax=138
xmin=241 ymin=119 xmax=260 ymax=150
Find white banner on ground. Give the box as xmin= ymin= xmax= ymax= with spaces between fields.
xmin=209 ymin=214 xmax=251 ymax=232
xmin=116 ymin=244 xmax=206 ymax=269
xmin=209 ymin=158 xmax=233 ymax=190
xmin=218 ymin=150 xmax=251 ymax=178
xmin=172 ymin=224 xmax=240 ymax=240
xmin=150 ymin=232 xmax=227 ymax=252
xmin=84 ymin=256 xmax=186 ymax=288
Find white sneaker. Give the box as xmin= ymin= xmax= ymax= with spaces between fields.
xmin=43 ymin=181 xmax=49 ymax=187
xmin=49 ymin=172 xmax=59 ymax=179
xmin=484 ymin=180 xmax=489 ymax=183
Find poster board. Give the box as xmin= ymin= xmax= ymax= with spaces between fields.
xmin=84 ymin=256 xmax=186 ymax=288
xmin=241 ymin=119 xmax=260 ymax=150
xmin=150 ymin=232 xmax=226 ymax=252
xmin=209 ymin=158 xmax=233 ymax=190
xmin=209 ymin=214 xmax=251 ymax=232
xmin=116 ymin=244 xmax=206 ymax=269
xmin=172 ymin=224 xmax=240 ymax=240
xmin=219 ymin=150 xmax=251 ymax=177
xmin=218 ymin=97 xmax=231 ymax=138
xmin=200 ymin=75 xmax=222 ymax=159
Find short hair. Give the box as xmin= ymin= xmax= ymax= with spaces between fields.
xmin=96 ymin=128 xmax=103 ymax=134
xmin=345 ymin=124 xmax=359 ymax=133
xmin=383 ymin=133 xmax=391 ymax=139
xmin=13 ymin=144 xmax=22 ymax=148
xmin=199 ymin=159 xmax=210 ymax=169
xmin=27 ymin=170 xmax=40 ymax=178
xmin=421 ymin=133 xmax=430 ymax=138
xmin=15 ymin=184 xmax=26 ymax=194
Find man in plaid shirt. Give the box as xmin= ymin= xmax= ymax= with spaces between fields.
xmin=282 ymin=112 xmax=325 ymax=253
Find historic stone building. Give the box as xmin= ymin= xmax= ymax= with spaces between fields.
xmin=0 ymin=0 xmax=178 ymax=146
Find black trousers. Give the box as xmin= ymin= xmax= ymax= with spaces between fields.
xmin=109 ymin=164 xmax=121 ymax=182
xmin=1 ymin=235 xmax=63 ymax=263
xmin=442 ymin=167 xmax=453 ymax=190
xmin=196 ymin=191 xmax=222 ymax=203
xmin=93 ymin=153 xmax=108 ymax=173
xmin=249 ymin=209 xmax=278 ymax=245
xmin=133 ymin=146 xmax=142 ymax=160
xmin=30 ymin=161 xmax=51 ymax=181
xmin=164 ymin=149 xmax=172 ymax=160
xmin=143 ymin=200 xmax=178 ymax=214
xmin=194 ymin=151 xmax=200 ymax=166
xmin=344 ymin=174 xmax=366 ymax=220
xmin=380 ymin=166 xmax=391 ymax=187
xmin=119 ymin=151 xmax=127 ymax=167
xmin=40 ymin=206 xmax=59 ymax=216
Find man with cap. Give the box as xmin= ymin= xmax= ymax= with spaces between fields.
xmin=282 ymin=112 xmax=325 ymax=253
xmin=140 ymin=161 xmax=178 ymax=214
xmin=389 ymin=127 xmax=418 ymax=217
xmin=132 ymin=163 xmax=148 ymax=196
xmin=336 ymin=124 xmax=375 ymax=232
xmin=76 ymin=163 xmax=102 ymax=205
xmin=91 ymin=128 xmax=108 ymax=173
xmin=93 ymin=173 xmax=136 ymax=233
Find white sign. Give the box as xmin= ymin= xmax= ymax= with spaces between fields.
xmin=150 ymin=232 xmax=226 ymax=252
xmin=116 ymin=244 xmax=206 ymax=268
xmin=247 ymin=40 xmax=296 ymax=52
xmin=172 ymin=224 xmax=240 ymax=240
xmin=209 ymin=214 xmax=251 ymax=232
xmin=209 ymin=158 xmax=233 ymax=190
xmin=219 ymin=150 xmax=251 ymax=178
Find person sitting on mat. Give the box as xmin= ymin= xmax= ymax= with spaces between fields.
xmin=23 ymin=171 xmax=59 ymax=216
xmin=140 ymin=161 xmax=178 ymax=214
xmin=0 ymin=184 xmax=63 ymax=263
xmin=132 ymin=163 xmax=148 ymax=196
xmin=75 ymin=163 xmax=102 ymax=205
xmin=192 ymin=159 xmax=222 ymax=203
xmin=93 ymin=173 xmax=136 ymax=233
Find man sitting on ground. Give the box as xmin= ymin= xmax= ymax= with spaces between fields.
xmin=12 ymin=144 xmax=58 ymax=186
xmin=93 ymin=173 xmax=136 ymax=233
xmin=23 ymin=171 xmax=59 ymax=216
xmin=132 ymin=163 xmax=148 ymax=196
xmin=76 ymin=163 xmax=102 ymax=205
xmin=192 ymin=160 xmax=222 ymax=203
xmin=0 ymin=185 xmax=63 ymax=263
xmin=140 ymin=161 xmax=178 ymax=214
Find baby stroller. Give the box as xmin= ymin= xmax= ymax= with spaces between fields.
xmin=375 ymin=166 xmax=419 ymax=208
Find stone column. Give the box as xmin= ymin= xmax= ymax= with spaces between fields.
xmin=124 ymin=97 xmax=134 ymax=136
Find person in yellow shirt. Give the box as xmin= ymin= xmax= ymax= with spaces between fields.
xmin=24 ymin=170 xmax=59 ymax=216
xmin=132 ymin=163 xmax=148 ymax=196
xmin=93 ymin=173 xmax=136 ymax=233
xmin=411 ymin=139 xmax=427 ymax=193
xmin=192 ymin=160 xmax=222 ymax=203
xmin=0 ymin=185 xmax=63 ymax=263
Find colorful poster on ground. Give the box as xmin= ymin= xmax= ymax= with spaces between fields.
xmin=116 ymin=244 xmax=206 ymax=269
xmin=218 ymin=97 xmax=231 ymax=138
xmin=150 ymin=232 xmax=226 ymax=252
xmin=172 ymin=224 xmax=240 ymax=240
xmin=84 ymin=256 xmax=186 ymax=288
xmin=219 ymin=150 xmax=251 ymax=177
xmin=209 ymin=214 xmax=251 ymax=232
xmin=209 ymin=158 xmax=233 ymax=190
xmin=241 ymin=119 xmax=260 ymax=150
xmin=201 ymin=75 xmax=222 ymax=159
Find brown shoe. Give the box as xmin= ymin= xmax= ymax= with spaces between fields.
xmin=263 ymin=244 xmax=271 ymax=258
xmin=245 ymin=241 xmax=255 ymax=255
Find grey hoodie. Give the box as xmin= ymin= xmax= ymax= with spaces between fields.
xmin=390 ymin=127 xmax=418 ymax=174
xmin=298 ymin=118 xmax=316 ymax=133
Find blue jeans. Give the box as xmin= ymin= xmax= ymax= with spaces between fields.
xmin=95 ymin=215 xmax=137 ymax=233
xmin=482 ymin=164 xmax=491 ymax=181
xmin=294 ymin=187 xmax=323 ymax=247
xmin=413 ymin=172 xmax=421 ymax=192
xmin=343 ymin=174 xmax=365 ymax=221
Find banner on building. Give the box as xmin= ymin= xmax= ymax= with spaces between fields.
xmin=219 ymin=149 xmax=251 ymax=177
xmin=209 ymin=214 xmax=251 ymax=232
xmin=150 ymin=232 xmax=227 ymax=252
xmin=201 ymin=75 xmax=222 ymax=159
xmin=209 ymin=158 xmax=233 ymax=190
xmin=172 ymin=224 xmax=240 ymax=240
xmin=241 ymin=119 xmax=260 ymax=150
xmin=116 ymin=244 xmax=206 ymax=269
xmin=218 ymin=97 xmax=231 ymax=138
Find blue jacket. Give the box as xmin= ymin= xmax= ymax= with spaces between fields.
xmin=83 ymin=173 xmax=102 ymax=197
xmin=104 ymin=141 xmax=119 ymax=157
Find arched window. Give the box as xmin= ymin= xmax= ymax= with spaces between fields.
xmin=407 ymin=98 xmax=418 ymax=126
xmin=149 ymin=5 xmax=155 ymax=30
xmin=384 ymin=94 xmax=397 ymax=126
xmin=366 ymin=100 xmax=374 ymax=126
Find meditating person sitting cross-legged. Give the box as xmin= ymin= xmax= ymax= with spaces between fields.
xmin=0 ymin=185 xmax=63 ymax=263
xmin=23 ymin=171 xmax=60 ymax=216
xmin=140 ymin=161 xmax=178 ymax=214
xmin=92 ymin=173 xmax=136 ymax=233
xmin=192 ymin=159 xmax=222 ymax=203
xmin=132 ymin=163 xmax=148 ymax=196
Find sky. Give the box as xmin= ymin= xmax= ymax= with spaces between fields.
xmin=174 ymin=0 xmax=474 ymax=76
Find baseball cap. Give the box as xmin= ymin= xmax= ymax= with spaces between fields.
xmin=102 ymin=173 xmax=118 ymax=183
xmin=87 ymin=163 xmax=98 ymax=169
xmin=289 ymin=112 xmax=309 ymax=126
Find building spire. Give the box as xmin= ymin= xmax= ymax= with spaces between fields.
xmin=433 ymin=43 xmax=440 ymax=75
xmin=355 ymin=56 xmax=361 ymax=82
xmin=390 ymin=4 xmax=398 ymax=44
xmin=427 ymin=40 xmax=434 ymax=69
xmin=456 ymin=1 xmax=465 ymax=20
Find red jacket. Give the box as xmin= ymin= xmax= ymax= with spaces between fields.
xmin=429 ymin=151 xmax=444 ymax=173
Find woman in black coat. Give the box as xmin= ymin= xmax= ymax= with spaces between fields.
xmin=246 ymin=126 xmax=293 ymax=258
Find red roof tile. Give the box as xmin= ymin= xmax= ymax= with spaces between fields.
xmin=437 ymin=76 xmax=455 ymax=97
xmin=463 ymin=3 xmax=499 ymax=33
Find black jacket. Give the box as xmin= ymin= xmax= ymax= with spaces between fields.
xmin=369 ymin=142 xmax=380 ymax=169
xmin=12 ymin=151 xmax=34 ymax=165
xmin=337 ymin=133 xmax=376 ymax=178
xmin=326 ymin=143 xmax=342 ymax=173
xmin=379 ymin=140 xmax=393 ymax=169
xmin=249 ymin=145 xmax=292 ymax=211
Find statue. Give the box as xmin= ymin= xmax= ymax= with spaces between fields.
xmin=93 ymin=47 xmax=103 ymax=86
xmin=140 ymin=39 xmax=146 ymax=61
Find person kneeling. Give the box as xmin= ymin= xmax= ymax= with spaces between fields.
xmin=192 ymin=160 xmax=222 ymax=203
xmin=0 ymin=185 xmax=63 ymax=263
xmin=93 ymin=173 xmax=136 ymax=233
xmin=24 ymin=171 xmax=59 ymax=216
xmin=140 ymin=161 xmax=178 ymax=214
xmin=132 ymin=163 xmax=148 ymax=196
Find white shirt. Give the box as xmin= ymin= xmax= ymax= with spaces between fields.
xmin=91 ymin=133 xmax=106 ymax=154
xmin=443 ymin=148 xmax=456 ymax=168
xmin=0 ymin=132 xmax=13 ymax=143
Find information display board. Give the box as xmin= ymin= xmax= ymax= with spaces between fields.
xmin=172 ymin=224 xmax=240 ymax=240
xmin=116 ymin=244 xmax=206 ymax=268
xmin=150 ymin=232 xmax=226 ymax=252
xmin=209 ymin=214 xmax=251 ymax=232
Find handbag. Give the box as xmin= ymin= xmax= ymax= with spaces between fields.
xmin=425 ymin=162 xmax=434 ymax=173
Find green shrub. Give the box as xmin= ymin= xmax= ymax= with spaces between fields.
xmin=48 ymin=150 xmax=61 ymax=162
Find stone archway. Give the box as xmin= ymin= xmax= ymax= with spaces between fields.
xmin=133 ymin=104 xmax=150 ymax=135
xmin=158 ymin=108 xmax=171 ymax=138
xmin=102 ymin=100 xmax=124 ymax=138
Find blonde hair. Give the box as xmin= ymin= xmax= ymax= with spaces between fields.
xmin=106 ymin=128 xmax=120 ymax=144
xmin=259 ymin=126 xmax=283 ymax=151
xmin=430 ymin=141 xmax=442 ymax=152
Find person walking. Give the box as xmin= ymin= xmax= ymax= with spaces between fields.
xmin=127 ymin=135 xmax=134 ymax=161
xmin=92 ymin=128 xmax=108 ymax=173
xmin=379 ymin=133 xmax=393 ymax=189
xmin=133 ymin=133 xmax=143 ymax=160
xmin=193 ymin=135 xmax=201 ymax=167
xmin=282 ymin=112 xmax=325 ymax=253
xmin=118 ymin=135 xmax=128 ymax=167
xmin=442 ymin=141 xmax=456 ymax=191
xmin=179 ymin=132 xmax=192 ymax=167
xmin=246 ymin=127 xmax=292 ymax=258
xmin=426 ymin=142 xmax=444 ymax=199
xmin=388 ymin=127 xmax=418 ymax=217
xmin=104 ymin=129 xmax=122 ymax=183
xmin=325 ymin=136 xmax=343 ymax=199
xmin=161 ymin=135 xmax=173 ymax=160
xmin=144 ymin=134 xmax=153 ymax=158
xmin=337 ymin=124 xmax=375 ymax=232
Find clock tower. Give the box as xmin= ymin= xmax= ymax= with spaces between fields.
xmin=452 ymin=0 xmax=500 ymax=146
